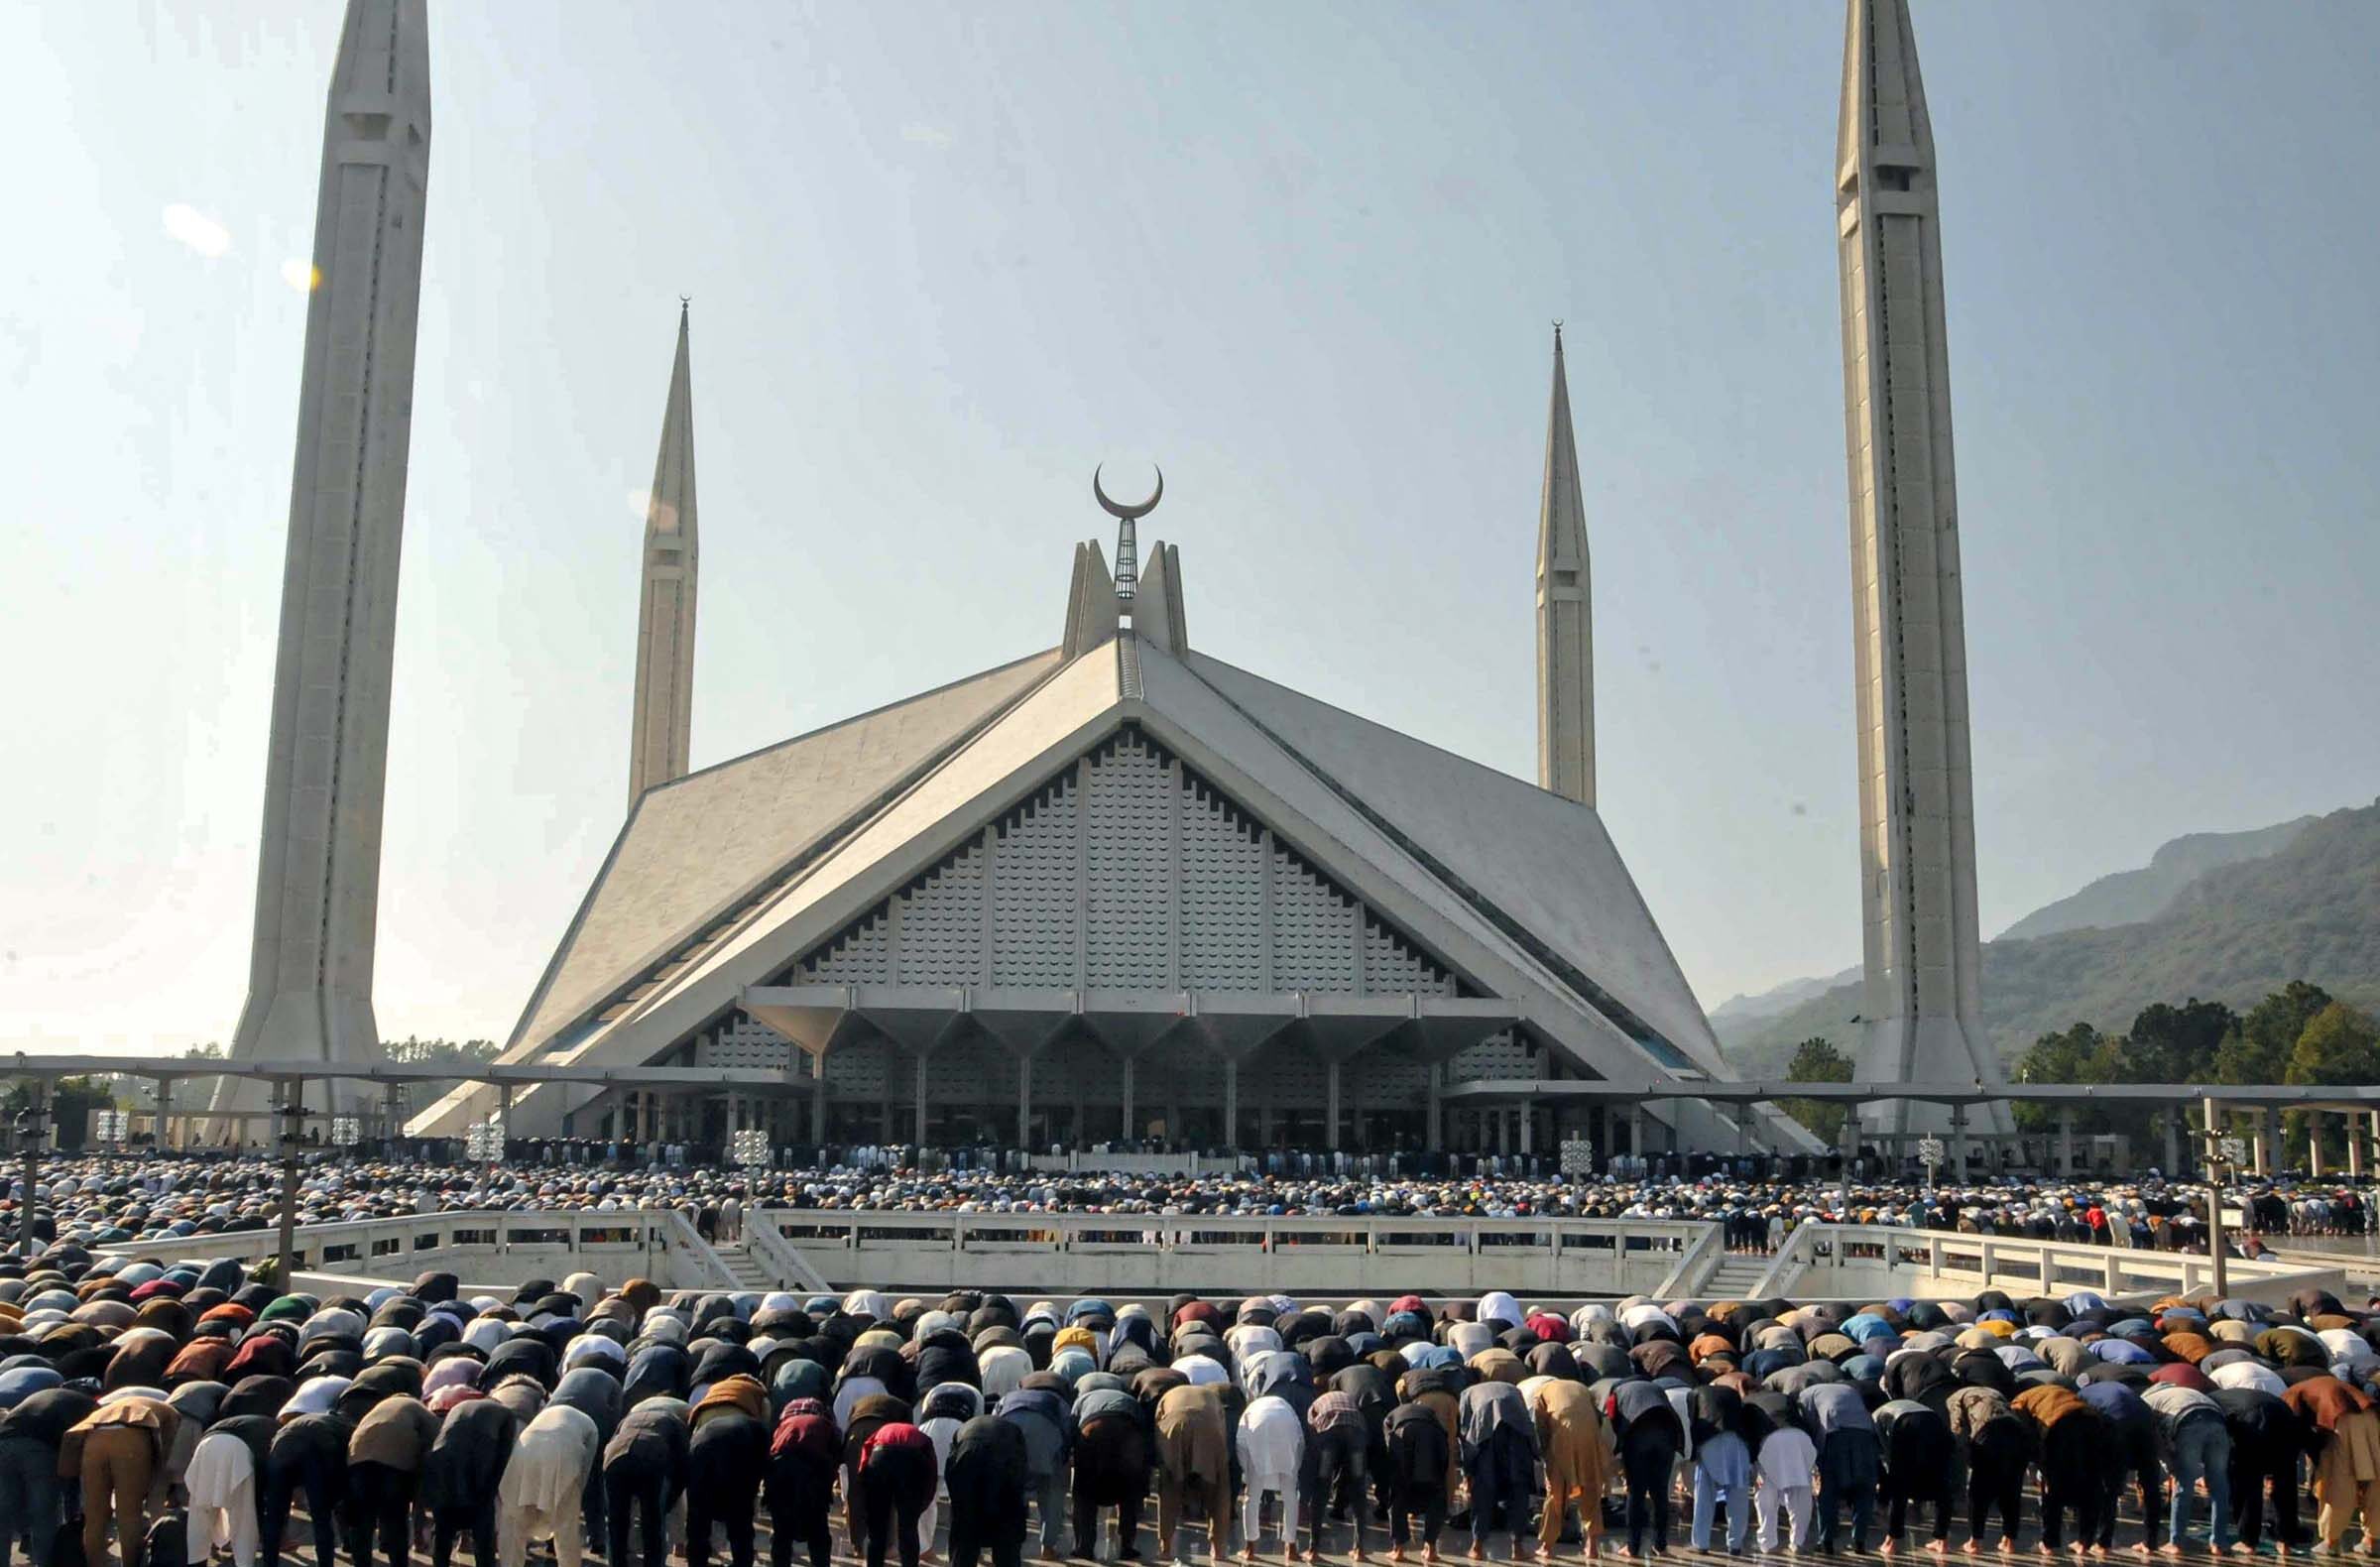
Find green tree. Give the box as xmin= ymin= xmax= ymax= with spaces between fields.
xmin=2286 ymin=1001 xmax=2380 ymax=1086
xmin=1781 ymin=1036 xmax=1854 ymax=1145
xmin=2123 ymin=999 xmax=2237 ymax=1083
xmin=2213 ymin=982 xmax=2333 ymax=1084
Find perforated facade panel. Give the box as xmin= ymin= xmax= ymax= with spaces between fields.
xmin=988 ymin=772 xmax=1081 ymax=988
xmin=1083 ymin=734 xmax=1175 ymax=988
xmin=768 ymin=725 xmax=1458 ymax=1005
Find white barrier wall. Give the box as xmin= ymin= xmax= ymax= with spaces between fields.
xmin=1784 ymin=1225 xmax=2342 ymax=1306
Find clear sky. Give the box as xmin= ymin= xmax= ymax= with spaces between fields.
xmin=5 ymin=1 xmax=2376 ymax=1056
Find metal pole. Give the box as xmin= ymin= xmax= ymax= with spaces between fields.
xmin=275 ymin=1079 xmax=302 ymax=1290
xmin=18 ymin=1080 xmax=50 ymax=1257
xmin=2202 ymin=1096 xmax=2228 ymax=1301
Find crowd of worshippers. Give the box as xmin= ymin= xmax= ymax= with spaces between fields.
xmin=15 ymin=1154 xmax=2374 ymax=1259
xmin=13 ymin=1256 xmax=2380 ymax=1567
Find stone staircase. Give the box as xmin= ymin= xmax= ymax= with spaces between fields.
xmin=714 ymin=1242 xmax=775 ymax=1291
xmin=1700 ymin=1253 xmax=1775 ymax=1299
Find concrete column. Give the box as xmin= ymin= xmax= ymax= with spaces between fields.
xmin=2058 ymin=1108 xmax=2075 ymax=1178
xmin=151 ymin=1079 xmax=174 ymax=1154
xmin=1224 ymin=1060 xmax=1240 ymax=1149
xmin=1424 ymin=1064 xmax=1442 ymax=1153
xmin=1628 ymin=1105 xmax=1645 ymax=1157
xmin=2163 ymin=1113 xmax=2180 ymax=1177
xmin=497 ymin=1083 xmax=514 ymax=1156
xmin=1950 ymin=1103 xmax=1968 ymax=1183
xmin=809 ymin=1054 xmax=827 ymax=1146
xmin=2357 ymin=1115 xmax=2372 ymax=1180
xmin=1325 ymin=1062 xmax=1342 ymax=1151
xmin=2310 ymin=1111 xmax=2327 ymax=1178
xmin=1121 ymin=1058 xmax=1135 ymax=1143
xmin=1519 ymin=1103 xmax=1535 ymax=1155
xmin=1017 ymin=1056 xmax=1033 ymax=1149
xmin=2264 ymin=1105 xmax=2283 ymax=1176
xmin=1259 ymin=1104 xmax=1276 ymax=1149
xmin=913 ymin=1052 xmax=929 ymax=1147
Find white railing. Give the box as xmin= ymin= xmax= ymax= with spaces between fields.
xmin=1802 ymin=1224 xmax=2341 ymax=1304
xmin=1746 ymin=1221 xmax=1824 ymax=1299
xmin=1657 ymin=1219 xmax=1725 ymax=1298
xmin=742 ymin=1215 xmax=833 ymax=1293
xmin=656 ymin=1210 xmax=742 ymax=1290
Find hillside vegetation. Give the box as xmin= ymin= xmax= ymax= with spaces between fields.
xmin=1724 ymin=797 xmax=2380 ymax=1077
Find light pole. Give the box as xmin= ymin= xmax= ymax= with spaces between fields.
xmin=2202 ymin=1091 xmax=2243 ymax=1301
xmin=331 ymin=1115 xmax=362 ymax=1164
xmin=1559 ymin=1137 xmax=1596 ymax=1180
xmin=15 ymin=1085 xmax=49 ymax=1257
xmin=273 ymin=1080 xmax=303 ymax=1291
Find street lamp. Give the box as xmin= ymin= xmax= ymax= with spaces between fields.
xmin=330 ymin=1116 xmax=362 ymax=1162
xmin=464 ymin=1118 xmax=502 ymax=1165
xmin=1558 ymin=1137 xmax=1596 ymax=1179
xmin=2202 ymin=1097 xmax=2246 ymax=1301
xmin=731 ymin=1128 xmax=772 ymax=1173
xmin=1917 ymin=1135 xmax=1946 ymax=1192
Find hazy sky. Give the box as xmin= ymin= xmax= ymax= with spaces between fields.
xmin=6 ymin=1 xmax=2377 ymax=1056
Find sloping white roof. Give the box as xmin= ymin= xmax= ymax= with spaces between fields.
xmin=1182 ymin=652 xmax=1732 ymax=1077
xmin=494 ymin=633 xmax=1726 ymax=1100
xmin=508 ymin=649 xmax=1062 ymax=1054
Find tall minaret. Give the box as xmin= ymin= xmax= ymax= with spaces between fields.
xmin=1535 ymin=324 xmax=1594 ymax=807
xmin=627 ymin=303 xmax=699 ymax=806
xmin=222 ymin=0 xmax=430 ymax=1120
xmin=1836 ymin=0 xmax=2006 ymax=1135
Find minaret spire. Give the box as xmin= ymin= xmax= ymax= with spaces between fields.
xmin=1535 ymin=322 xmax=1595 ymax=807
xmin=220 ymin=0 xmax=430 ymax=1126
xmin=1837 ymin=0 xmax=2006 ymax=1134
xmin=628 ymin=301 xmax=700 ymax=807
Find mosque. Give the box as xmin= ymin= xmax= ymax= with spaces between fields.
xmin=408 ymin=317 xmax=1794 ymax=1158
xmin=218 ymin=0 xmax=1994 ymax=1159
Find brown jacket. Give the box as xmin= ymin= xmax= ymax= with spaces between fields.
xmin=2011 ymin=1385 xmax=2088 ymax=1434
xmin=350 ymin=1395 xmax=443 ymax=1473
xmin=60 ymin=1397 xmax=181 ymax=1479
xmin=1153 ymin=1385 xmax=1230 ymax=1483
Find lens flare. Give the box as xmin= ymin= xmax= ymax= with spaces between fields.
xmin=161 ymin=203 xmax=232 ymax=258
xmin=281 ymin=258 xmax=321 ymax=293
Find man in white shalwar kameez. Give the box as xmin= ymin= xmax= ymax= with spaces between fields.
xmin=498 ymin=1405 xmax=600 ymax=1567
xmin=184 ymin=1428 xmax=260 ymax=1567
xmin=1237 ymin=1395 xmax=1305 ymax=1562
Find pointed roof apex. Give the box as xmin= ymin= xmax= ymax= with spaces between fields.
xmin=647 ymin=304 xmax=696 ymax=542
xmin=1840 ymin=0 xmax=1935 ymax=171
xmin=1539 ymin=325 xmax=1585 ymax=574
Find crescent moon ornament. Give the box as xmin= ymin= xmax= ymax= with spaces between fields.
xmin=1093 ymin=462 xmax=1163 ymax=521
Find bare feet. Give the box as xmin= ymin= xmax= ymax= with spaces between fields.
xmin=1470 ymin=1549 xmax=1488 ymax=1563
xmin=1242 ymin=1550 xmax=1258 ymax=1564
xmin=1963 ymin=1544 xmax=1981 ymax=1558
xmin=2157 ymin=1547 xmax=2185 ymax=1560
xmin=2035 ymin=1545 xmax=2057 ymax=1560
xmin=1930 ymin=1544 xmax=1951 ymax=1557
xmin=1388 ymin=1549 xmax=1406 ymax=1564
xmin=1884 ymin=1541 xmax=1899 ymax=1557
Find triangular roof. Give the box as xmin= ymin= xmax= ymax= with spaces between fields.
xmin=506 ymin=648 xmax=1063 ymax=1056
xmin=439 ymin=629 xmax=1747 ymax=1133
xmin=1183 ymin=651 xmax=1727 ymax=1076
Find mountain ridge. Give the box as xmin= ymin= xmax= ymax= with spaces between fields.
xmin=1717 ymin=798 xmax=2380 ymax=1077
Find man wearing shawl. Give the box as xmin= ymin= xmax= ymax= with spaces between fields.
xmin=1459 ymin=1380 xmax=1540 ymax=1561
xmin=945 ymin=1414 xmax=1031 ymax=1567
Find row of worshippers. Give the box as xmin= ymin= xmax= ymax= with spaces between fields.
xmin=10 ymin=1257 xmax=2380 ymax=1567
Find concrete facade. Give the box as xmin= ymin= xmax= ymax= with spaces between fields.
xmin=1535 ymin=327 xmax=1595 ymax=807
xmin=222 ymin=0 xmax=430 ymax=1119
xmin=1836 ymin=0 xmax=2005 ymax=1134
xmin=628 ymin=305 xmax=699 ymax=806
xmin=416 ymin=525 xmax=1809 ymax=1159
